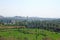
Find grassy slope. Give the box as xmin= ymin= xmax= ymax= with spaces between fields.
xmin=0 ymin=28 xmax=60 ymax=40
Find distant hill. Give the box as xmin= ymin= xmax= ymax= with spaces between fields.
xmin=0 ymin=15 xmax=4 ymax=18
xmin=0 ymin=16 xmax=59 ymax=21
xmin=0 ymin=15 xmax=60 ymax=24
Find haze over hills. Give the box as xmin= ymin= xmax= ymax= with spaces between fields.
xmin=0 ymin=15 xmax=59 ymax=21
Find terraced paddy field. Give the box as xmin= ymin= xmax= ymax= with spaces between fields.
xmin=0 ymin=27 xmax=60 ymax=40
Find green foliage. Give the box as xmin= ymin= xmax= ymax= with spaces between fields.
xmin=0 ymin=28 xmax=60 ymax=40
xmin=0 ymin=20 xmax=60 ymax=32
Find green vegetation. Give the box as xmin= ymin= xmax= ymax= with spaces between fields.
xmin=0 ymin=20 xmax=60 ymax=32
xmin=0 ymin=18 xmax=60 ymax=40
xmin=0 ymin=28 xmax=60 ymax=40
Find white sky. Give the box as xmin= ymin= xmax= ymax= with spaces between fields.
xmin=0 ymin=0 xmax=60 ymax=18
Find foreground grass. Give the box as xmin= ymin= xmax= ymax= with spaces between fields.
xmin=0 ymin=28 xmax=60 ymax=40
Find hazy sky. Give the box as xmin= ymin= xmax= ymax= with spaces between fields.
xmin=0 ymin=0 xmax=60 ymax=18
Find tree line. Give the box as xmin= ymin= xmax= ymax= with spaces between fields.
xmin=0 ymin=20 xmax=60 ymax=32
